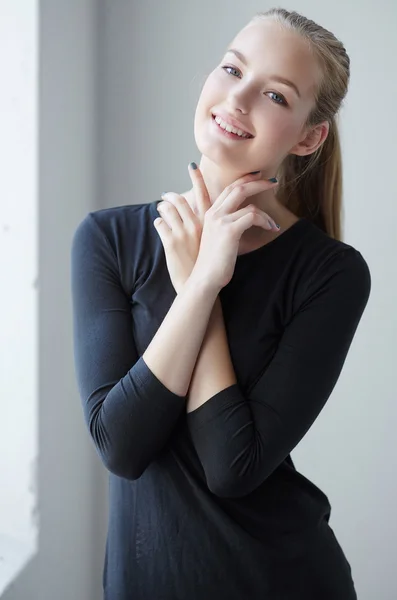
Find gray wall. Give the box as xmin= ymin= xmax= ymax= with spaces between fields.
xmin=3 ymin=1 xmax=395 ymax=599
xmin=97 ymin=2 xmax=395 ymax=600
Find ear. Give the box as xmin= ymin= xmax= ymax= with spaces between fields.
xmin=289 ymin=120 xmax=330 ymax=157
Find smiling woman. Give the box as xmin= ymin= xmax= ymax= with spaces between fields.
xmin=191 ymin=11 xmax=341 ymax=237
xmin=71 ymin=6 xmax=371 ymax=600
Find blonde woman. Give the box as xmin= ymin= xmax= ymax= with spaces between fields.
xmin=71 ymin=8 xmax=371 ymax=599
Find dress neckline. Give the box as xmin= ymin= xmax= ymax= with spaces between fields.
xmin=236 ymin=217 xmax=308 ymax=260
xmin=152 ymin=199 xmax=308 ymax=260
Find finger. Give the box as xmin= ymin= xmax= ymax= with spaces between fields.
xmin=153 ymin=217 xmax=172 ymax=244
xmin=188 ymin=162 xmax=211 ymax=217
xmin=216 ymin=179 xmax=278 ymax=216
xmin=211 ymin=170 xmax=265 ymax=211
xmin=159 ymin=192 xmax=200 ymax=229
xmin=227 ymin=204 xmax=279 ymax=230
xmin=231 ymin=210 xmax=276 ymax=239
xmin=157 ymin=195 xmax=185 ymax=233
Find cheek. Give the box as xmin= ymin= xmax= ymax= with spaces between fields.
xmin=196 ymin=70 xmax=226 ymax=110
xmin=259 ymin=117 xmax=299 ymax=151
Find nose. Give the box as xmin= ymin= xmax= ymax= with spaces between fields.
xmin=227 ymin=89 xmax=251 ymax=115
xmin=227 ymin=101 xmax=248 ymax=116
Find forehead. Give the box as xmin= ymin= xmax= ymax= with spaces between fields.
xmin=228 ymin=20 xmax=322 ymax=100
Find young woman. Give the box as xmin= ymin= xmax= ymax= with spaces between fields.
xmin=71 ymin=8 xmax=371 ymax=600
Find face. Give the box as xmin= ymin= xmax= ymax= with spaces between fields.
xmin=194 ymin=19 xmax=327 ymax=176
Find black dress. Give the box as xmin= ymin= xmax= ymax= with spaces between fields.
xmin=71 ymin=199 xmax=371 ymax=599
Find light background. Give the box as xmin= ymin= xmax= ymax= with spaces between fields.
xmin=1 ymin=1 xmax=395 ymax=599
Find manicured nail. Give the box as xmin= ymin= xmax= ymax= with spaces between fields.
xmin=268 ymin=177 xmax=278 ymax=183
xmin=189 ymin=162 xmax=197 ymax=170
xmin=249 ymin=170 xmax=260 ymax=174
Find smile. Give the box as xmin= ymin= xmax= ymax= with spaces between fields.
xmin=211 ymin=115 xmax=254 ymax=140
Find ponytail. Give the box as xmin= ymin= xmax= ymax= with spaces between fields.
xmin=277 ymin=115 xmax=343 ymax=241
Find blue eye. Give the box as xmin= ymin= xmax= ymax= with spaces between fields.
xmin=267 ymin=92 xmax=286 ymax=106
xmin=222 ymin=65 xmax=240 ymax=78
xmin=221 ymin=65 xmax=288 ymax=107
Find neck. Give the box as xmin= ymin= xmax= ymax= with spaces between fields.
xmin=190 ymin=155 xmax=282 ymax=220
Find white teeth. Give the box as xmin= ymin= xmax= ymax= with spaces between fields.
xmin=214 ymin=115 xmax=251 ymax=138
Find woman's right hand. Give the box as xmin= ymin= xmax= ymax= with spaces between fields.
xmin=191 ymin=173 xmax=280 ymax=292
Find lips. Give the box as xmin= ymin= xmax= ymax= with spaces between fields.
xmin=211 ymin=111 xmax=254 ymax=137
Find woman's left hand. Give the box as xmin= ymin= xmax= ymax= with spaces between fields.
xmin=154 ymin=163 xmax=211 ymax=294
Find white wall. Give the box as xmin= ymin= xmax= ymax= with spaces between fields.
xmin=0 ymin=1 xmax=38 ymax=593
xmin=1 ymin=0 xmax=107 ymax=598
xmin=97 ymin=2 xmax=396 ymax=599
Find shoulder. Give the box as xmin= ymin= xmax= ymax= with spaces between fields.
xmin=301 ymin=219 xmax=371 ymax=282
xmin=72 ymin=200 xmax=158 ymax=252
xmin=297 ymin=219 xmax=371 ymax=311
xmin=71 ymin=200 xmax=161 ymax=292
xmin=79 ymin=201 xmax=154 ymax=238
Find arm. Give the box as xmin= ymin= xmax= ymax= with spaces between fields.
xmin=71 ymin=213 xmax=218 ymax=480
xmin=186 ymin=296 xmax=236 ymax=413
xmin=142 ymin=270 xmax=219 ymax=399
xmin=185 ymin=248 xmax=372 ymax=498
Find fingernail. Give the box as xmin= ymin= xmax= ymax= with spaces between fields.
xmin=189 ymin=162 xmax=197 ymax=170
xmin=160 ymin=192 xmax=167 ymax=198
xmin=249 ymin=170 xmax=260 ymax=175
xmin=268 ymin=177 xmax=278 ymax=183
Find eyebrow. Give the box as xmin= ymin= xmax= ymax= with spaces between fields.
xmin=225 ymin=48 xmax=301 ymax=99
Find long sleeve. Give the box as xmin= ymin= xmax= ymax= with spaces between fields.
xmin=70 ymin=213 xmax=186 ymax=480
xmin=186 ymin=247 xmax=371 ymax=498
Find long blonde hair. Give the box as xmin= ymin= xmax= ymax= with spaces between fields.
xmin=250 ymin=8 xmax=350 ymax=240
